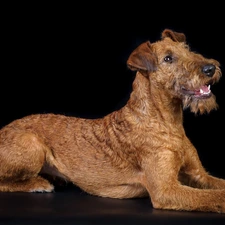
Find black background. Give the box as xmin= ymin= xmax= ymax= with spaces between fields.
xmin=2 ymin=2 xmax=225 ymax=179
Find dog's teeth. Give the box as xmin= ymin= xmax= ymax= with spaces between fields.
xmin=200 ymin=86 xmax=211 ymax=95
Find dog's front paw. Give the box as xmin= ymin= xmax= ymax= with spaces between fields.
xmin=214 ymin=196 xmax=225 ymax=213
xmin=214 ymin=203 xmax=225 ymax=214
xmin=205 ymin=191 xmax=225 ymax=213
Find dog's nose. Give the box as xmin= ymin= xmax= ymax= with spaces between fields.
xmin=202 ymin=64 xmax=216 ymax=77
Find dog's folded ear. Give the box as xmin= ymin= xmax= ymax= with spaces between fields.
xmin=127 ymin=41 xmax=157 ymax=73
xmin=162 ymin=29 xmax=186 ymax=43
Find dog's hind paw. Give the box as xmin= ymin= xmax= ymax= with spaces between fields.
xmin=28 ymin=178 xmax=55 ymax=193
xmin=29 ymin=185 xmax=54 ymax=193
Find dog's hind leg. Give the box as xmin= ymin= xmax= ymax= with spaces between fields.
xmin=0 ymin=131 xmax=54 ymax=192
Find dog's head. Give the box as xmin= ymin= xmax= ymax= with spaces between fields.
xmin=127 ymin=29 xmax=222 ymax=114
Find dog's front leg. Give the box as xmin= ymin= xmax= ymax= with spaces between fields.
xmin=179 ymin=138 xmax=225 ymax=190
xmin=142 ymin=150 xmax=225 ymax=213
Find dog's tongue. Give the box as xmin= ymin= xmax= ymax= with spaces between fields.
xmin=201 ymin=85 xmax=209 ymax=92
xmin=196 ymin=85 xmax=211 ymax=96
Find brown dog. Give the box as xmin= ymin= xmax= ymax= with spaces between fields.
xmin=0 ymin=29 xmax=224 ymax=213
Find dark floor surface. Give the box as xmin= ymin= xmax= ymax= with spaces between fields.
xmin=0 ymin=184 xmax=225 ymax=225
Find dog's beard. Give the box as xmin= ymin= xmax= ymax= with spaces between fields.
xmin=182 ymin=94 xmax=218 ymax=114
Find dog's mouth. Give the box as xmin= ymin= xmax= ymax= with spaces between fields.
xmin=181 ymin=84 xmax=212 ymax=99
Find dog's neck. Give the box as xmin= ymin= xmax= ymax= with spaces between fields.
xmin=125 ymin=72 xmax=183 ymax=126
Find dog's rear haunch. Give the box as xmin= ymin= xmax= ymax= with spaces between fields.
xmin=0 ymin=29 xmax=224 ymax=213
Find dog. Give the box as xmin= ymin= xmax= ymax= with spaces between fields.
xmin=0 ymin=29 xmax=224 ymax=213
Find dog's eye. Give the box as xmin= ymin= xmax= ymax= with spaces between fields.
xmin=164 ymin=55 xmax=173 ymax=63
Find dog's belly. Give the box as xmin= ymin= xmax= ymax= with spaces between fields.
xmin=41 ymin=157 xmax=148 ymax=198
xmin=75 ymin=168 xmax=148 ymax=198
xmin=87 ymin=183 xmax=149 ymax=199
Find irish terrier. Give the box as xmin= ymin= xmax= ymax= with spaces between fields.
xmin=0 ymin=29 xmax=225 ymax=213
